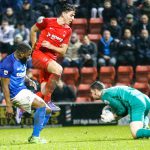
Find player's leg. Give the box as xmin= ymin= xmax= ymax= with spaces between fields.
xmin=44 ymin=60 xmax=63 ymax=97
xmin=12 ymin=89 xmax=51 ymax=144
xmin=129 ymin=101 xmax=150 ymax=139
xmin=40 ymin=69 xmax=61 ymax=112
xmin=32 ymin=50 xmax=61 ymax=112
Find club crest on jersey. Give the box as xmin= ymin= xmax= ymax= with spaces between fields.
xmin=4 ymin=70 xmax=8 ymax=75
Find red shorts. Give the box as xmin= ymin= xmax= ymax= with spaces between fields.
xmin=32 ymin=50 xmax=53 ymax=83
xmin=32 ymin=50 xmax=54 ymax=70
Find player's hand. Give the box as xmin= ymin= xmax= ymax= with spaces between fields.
xmin=6 ymin=106 xmax=14 ymax=118
xmin=42 ymin=40 xmax=53 ymax=49
xmin=29 ymin=80 xmax=37 ymax=91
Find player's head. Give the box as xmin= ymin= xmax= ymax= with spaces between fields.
xmin=15 ymin=42 xmax=32 ymax=64
xmin=58 ymin=2 xmax=76 ymax=25
xmin=90 ymin=81 xmax=105 ymax=100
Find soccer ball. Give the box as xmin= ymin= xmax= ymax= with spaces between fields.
xmin=101 ymin=106 xmax=115 ymax=123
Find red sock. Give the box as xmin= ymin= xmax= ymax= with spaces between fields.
xmin=36 ymin=91 xmax=44 ymax=99
xmin=44 ymin=93 xmax=51 ymax=103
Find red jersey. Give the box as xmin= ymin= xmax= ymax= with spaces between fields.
xmin=35 ymin=18 xmax=72 ymax=60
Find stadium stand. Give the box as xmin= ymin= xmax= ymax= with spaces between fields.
xmin=71 ymin=18 xmax=88 ymax=35
xmin=133 ymin=82 xmax=150 ymax=96
xmin=117 ymin=66 xmax=134 ymax=84
xmin=80 ymin=67 xmax=97 ymax=84
xmin=135 ymin=65 xmax=150 ymax=83
xmin=62 ymin=67 xmax=79 ymax=86
xmin=88 ymin=18 xmax=103 ymax=34
xmin=99 ymin=66 xmax=116 ymax=84
xmin=87 ymin=34 xmax=102 ymax=44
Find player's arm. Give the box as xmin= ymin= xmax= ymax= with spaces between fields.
xmin=106 ymin=96 xmax=128 ymax=117
xmin=42 ymin=41 xmax=68 ymax=56
xmin=25 ymin=75 xmax=37 ymax=90
xmin=1 ymin=78 xmax=14 ymax=118
xmin=30 ymin=24 xmax=40 ymax=49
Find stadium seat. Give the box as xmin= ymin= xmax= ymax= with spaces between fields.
xmin=103 ymin=83 xmax=112 ymax=88
xmin=133 ymin=82 xmax=150 ymax=96
xmin=87 ymin=34 xmax=102 ymax=44
xmin=77 ymin=84 xmax=91 ymax=97
xmin=71 ymin=18 xmax=88 ymax=35
xmin=80 ymin=67 xmax=97 ymax=84
xmin=117 ymin=66 xmax=134 ymax=84
xmin=89 ymin=18 xmax=103 ymax=34
xmin=76 ymin=97 xmax=91 ymax=103
xmin=99 ymin=66 xmax=116 ymax=84
xmin=62 ymin=67 xmax=79 ymax=85
xmin=115 ymin=82 xmax=131 ymax=86
xmin=135 ymin=65 xmax=150 ymax=83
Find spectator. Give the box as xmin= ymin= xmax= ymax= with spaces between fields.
xmin=140 ymin=0 xmax=150 ymax=19
xmin=134 ymin=14 xmax=150 ymax=36
xmin=2 ymin=7 xmax=17 ymax=27
xmin=117 ymin=29 xmax=136 ymax=66
xmin=136 ymin=29 xmax=150 ymax=65
xmin=90 ymin=0 xmax=104 ymax=18
xmin=11 ymin=33 xmax=23 ymax=52
xmin=121 ymin=0 xmax=139 ymax=21
xmin=14 ymin=21 xmax=30 ymax=43
xmin=121 ymin=13 xmax=136 ymax=35
xmin=103 ymin=18 xmax=122 ymax=39
xmin=78 ymin=35 xmax=97 ymax=67
xmin=102 ymin=0 xmax=121 ymax=24
xmin=53 ymin=0 xmax=74 ymax=17
xmin=16 ymin=0 xmax=38 ymax=28
xmin=52 ymin=79 xmax=76 ymax=102
xmin=0 ymin=19 xmax=14 ymax=58
xmin=75 ymin=0 xmax=90 ymax=18
xmin=33 ymin=2 xmax=54 ymax=17
xmin=62 ymin=32 xmax=81 ymax=68
xmin=97 ymin=30 xmax=117 ymax=66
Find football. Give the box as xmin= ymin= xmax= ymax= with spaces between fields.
xmin=101 ymin=106 xmax=115 ymax=123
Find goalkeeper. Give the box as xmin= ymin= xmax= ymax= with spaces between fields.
xmin=90 ymin=81 xmax=150 ymax=139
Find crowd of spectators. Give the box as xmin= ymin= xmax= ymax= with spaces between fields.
xmin=0 ymin=0 xmax=150 ymax=102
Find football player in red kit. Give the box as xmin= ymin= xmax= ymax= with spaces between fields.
xmin=31 ymin=3 xmax=76 ymax=112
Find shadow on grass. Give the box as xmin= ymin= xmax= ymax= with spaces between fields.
xmin=49 ymin=138 xmax=134 ymax=143
xmin=0 ymin=138 xmax=135 ymax=146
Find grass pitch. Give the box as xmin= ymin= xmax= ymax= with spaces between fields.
xmin=0 ymin=125 xmax=149 ymax=150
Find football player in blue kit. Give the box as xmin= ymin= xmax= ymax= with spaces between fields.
xmin=0 ymin=42 xmax=52 ymax=144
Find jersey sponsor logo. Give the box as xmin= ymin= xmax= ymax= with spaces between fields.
xmin=47 ymin=32 xmax=63 ymax=42
xmin=4 ymin=70 xmax=8 ymax=75
xmin=16 ymin=72 xmax=26 ymax=77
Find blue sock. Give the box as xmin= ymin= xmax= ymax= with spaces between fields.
xmin=43 ymin=114 xmax=51 ymax=127
xmin=39 ymin=113 xmax=51 ymax=132
xmin=32 ymin=107 xmax=46 ymax=137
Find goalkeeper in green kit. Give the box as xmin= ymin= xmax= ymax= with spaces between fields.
xmin=90 ymin=81 xmax=150 ymax=139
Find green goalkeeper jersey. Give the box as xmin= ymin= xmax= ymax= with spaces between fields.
xmin=101 ymin=86 xmax=150 ymax=117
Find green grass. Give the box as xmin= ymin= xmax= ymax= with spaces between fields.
xmin=0 ymin=126 xmax=149 ymax=150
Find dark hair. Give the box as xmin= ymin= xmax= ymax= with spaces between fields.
xmin=16 ymin=42 xmax=32 ymax=53
xmin=90 ymin=81 xmax=105 ymax=91
xmin=58 ymin=2 xmax=76 ymax=16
